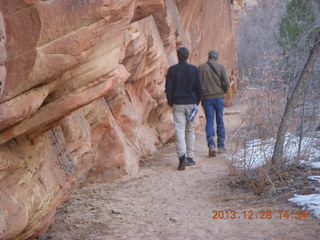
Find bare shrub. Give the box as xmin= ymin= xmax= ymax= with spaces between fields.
xmin=229 ymin=0 xmax=320 ymax=193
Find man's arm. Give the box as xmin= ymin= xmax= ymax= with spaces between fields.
xmin=221 ymin=65 xmax=230 ymax=93
xmin=195 ymin=67 xmax=204 ymax=105
xmin=198 ymin=65 xmax=206 ymax=107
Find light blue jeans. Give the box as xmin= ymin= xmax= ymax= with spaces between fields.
xmin=203 ymin=98 xmax=225 ymax=148
xmin=172 ymin=104 xmax=196 ymax=158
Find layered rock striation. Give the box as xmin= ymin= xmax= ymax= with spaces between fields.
xmin=0 ymin=0 xmax=237 ymax=239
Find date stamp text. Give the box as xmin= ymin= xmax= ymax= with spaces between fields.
xmin=212 ymin=210 xmax=308 ymax=220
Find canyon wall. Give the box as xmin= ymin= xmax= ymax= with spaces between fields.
xmin=0 ymin=0 xmax=237 ymax=239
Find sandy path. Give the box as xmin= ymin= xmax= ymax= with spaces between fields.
xmin=37 ymin=104 xmax=320 ymax=240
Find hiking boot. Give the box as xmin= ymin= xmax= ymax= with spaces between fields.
xmin=177 ymin=155 xmax=187 ymax=170
xmin=208 ymin=147 xmax=216 ymax=157
xmin=186 ymin=157 xmax=196 ymax=166
xmin=217 ymin=147 xmax=226 ymax=154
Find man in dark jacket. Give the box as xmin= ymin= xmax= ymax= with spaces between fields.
xmin=199 ymin=49 xmax=230 ymax=157
xmin=165 ymin=47 xmax=203 ymax=170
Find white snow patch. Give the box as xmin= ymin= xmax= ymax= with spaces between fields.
xmin=228 ymin=133 xmax=320 ymax=170
xmin=308 ymin=176 xmax=320 ymax=183
xmin=245 ymin=0 xmax=259 ymax=7
xmin=301 ymin=160 xmax=320 ymax=169
xmin=288 ymin=194 xmax=320 ymax=219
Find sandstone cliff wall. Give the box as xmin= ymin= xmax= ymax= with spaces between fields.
xmin=0 ymin=0 xmax=237 ymax=239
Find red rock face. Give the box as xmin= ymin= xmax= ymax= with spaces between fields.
xmin=0 ymin=10 xmax=6 ymax=97
xmin=176 ymin=0 xmax=238 ymax=73
xmin=0 ymin=0 xmax=237 ymax=239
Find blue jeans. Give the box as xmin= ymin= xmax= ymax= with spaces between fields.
xmin=203 ymin=98 xmax=225 ymax=148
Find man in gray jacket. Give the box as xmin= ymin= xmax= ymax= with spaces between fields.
xmin=199 ymin=50 xmax=230 ymax=157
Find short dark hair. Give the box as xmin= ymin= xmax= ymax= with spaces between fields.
xmin=177 ymin=47 xmax=189 ymax=62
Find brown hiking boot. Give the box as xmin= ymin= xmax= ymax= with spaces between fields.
xmin=208 ymin=148 xmax=216 ymax=157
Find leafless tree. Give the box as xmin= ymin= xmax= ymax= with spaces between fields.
xmin=271 ymin=31 xmax=320 ymax=166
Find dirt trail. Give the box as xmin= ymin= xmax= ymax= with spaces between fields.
xmin=37 ymin=104 xmax=320 ymax=240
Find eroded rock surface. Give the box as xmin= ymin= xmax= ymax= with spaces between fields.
xmin=0 ymin=0 xmax=237 ymax=239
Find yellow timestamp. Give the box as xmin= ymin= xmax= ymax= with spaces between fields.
xmin=212 ymin=210 xmax=308 ymax=220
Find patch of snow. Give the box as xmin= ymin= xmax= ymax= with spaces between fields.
xmin=301 ymin=160 xmax=320 ymax=169
xmin=227 ymin=138 xmax=273 ymax=169
xmin=313 ymin=187 xmax=320 ymax=192
xmin=288 ymin=194 xmax=320 ymax=219
xmin=228 ymin=133 xmax=320 ymax=170
xmin=245 ymin=0 xmax=259 ymax=8
xmin=308 ymin=176 xmax=320 ymax=183
xmin=284 ymin=135 xmax=320 ymax=161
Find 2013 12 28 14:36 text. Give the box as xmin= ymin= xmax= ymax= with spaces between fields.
xmin=212 ymin=210 xmax=308 ymax=220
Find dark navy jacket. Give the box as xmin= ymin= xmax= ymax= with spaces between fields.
xmin=165 ymin=61 xmax=203 ymax=106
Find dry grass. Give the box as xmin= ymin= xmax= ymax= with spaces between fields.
xmin=227 ymin=89 xmax=320 ymax=196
